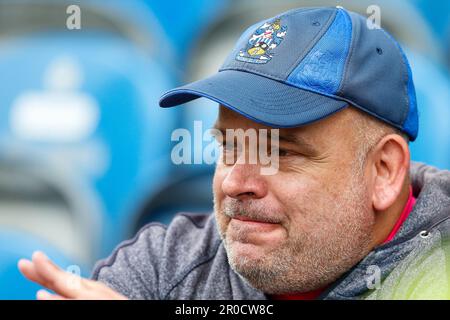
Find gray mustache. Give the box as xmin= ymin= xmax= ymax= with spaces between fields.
xmin=223 ymin=200 xmax=282 ymax=224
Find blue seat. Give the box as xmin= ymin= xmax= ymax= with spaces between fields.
xmin=130 ymin=85 xmax=219 ymax=229
xmin=0 ymin=0 xmax=180 ymax=260
xmin=411 ymin=0 xmax=450 ymax=43
xmin=0 ymin=229 xmax=76 ymax=300
xmin=132 ymin=166 xmax=214 ymax=229
xmin=0 ymin=33 xmax=179 ymax=259
xmin=142 ymin=0 xmax=228 ymax=57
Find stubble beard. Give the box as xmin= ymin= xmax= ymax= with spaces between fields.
xmin=214 ymin=167 xmax=375 ymax=294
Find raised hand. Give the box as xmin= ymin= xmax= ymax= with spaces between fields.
xmin=18 ymin=251 xmax=127 ymax=300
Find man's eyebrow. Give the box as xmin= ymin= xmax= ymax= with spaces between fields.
xmin=277 ymin=133 xmax=318 ymax=154
xmin=212 ymin=124 xmax=317 ymax=153
xmin=278 ymin=133 xmax=308 ymax=145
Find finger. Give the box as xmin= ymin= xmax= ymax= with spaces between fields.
xmin=36 ymin=290 xmax=67 ymax=300
xmin=32 ymin=251 xmax=80 ymax=298
xmin=18 ymin=259 xmax=42 ymax=284
xmin=18 ymin=258 xmax=65 ymax=291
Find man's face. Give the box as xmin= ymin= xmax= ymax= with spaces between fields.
xmin=213 ymin=105 xmax=376 ymax=294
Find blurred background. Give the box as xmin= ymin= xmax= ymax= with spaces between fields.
xmin=0 ymin=0 xmax=448 ymax=299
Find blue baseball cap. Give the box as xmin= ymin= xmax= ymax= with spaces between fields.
xmin=159 ymin=6 xmax=418 ymax=141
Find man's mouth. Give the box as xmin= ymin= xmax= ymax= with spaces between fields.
xmin=227 ymin=216 xmax=284 ymax=247
xmin=230 ymin=215 xmax=281 ymax=233
xmin=233 ymin=215 xmax=278 ymax=223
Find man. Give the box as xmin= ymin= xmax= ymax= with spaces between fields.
xmin=18 ymin=6 xmax=450 ymax=300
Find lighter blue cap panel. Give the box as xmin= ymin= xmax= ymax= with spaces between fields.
xmin=286 ymin=8 xmax=352 ymax=96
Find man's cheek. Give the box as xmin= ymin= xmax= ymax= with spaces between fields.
xmin=212 ymin=175 xmax=228 ymax=236
xmin=281 ymin=180 xmax=332 ymax=229
xmin=279 ymin=177 xmax=324 ymax=210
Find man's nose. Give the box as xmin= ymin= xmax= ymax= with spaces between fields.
xmin=221 ymin=163 xmax=268 ymax=200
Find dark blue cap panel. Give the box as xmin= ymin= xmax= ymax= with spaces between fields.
xmin=380 ymin=29 xmax=419 ymax=141
xmin=401 ymin=61 xmax=419 ymax=140
xmin=220 ymin=7 xmax=337 ymax=82
xmin=338 ymin=11 xmax=410 ymax=131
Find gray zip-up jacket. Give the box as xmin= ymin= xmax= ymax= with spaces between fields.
xmin=91 ymin=162 xmax=450 ymax=299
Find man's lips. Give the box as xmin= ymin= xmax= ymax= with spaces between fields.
xmin=232 ymin=215 xmax=278 ymax=224
xmin=230 ymin=215 xmax=282 ymax=234
xmin=228 ymin=216 xmax=283 ymax=246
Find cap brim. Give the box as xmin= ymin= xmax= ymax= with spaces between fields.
xmin=159 ymin=69 xmax=348 ymax=128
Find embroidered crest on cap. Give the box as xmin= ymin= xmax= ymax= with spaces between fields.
xmin=236 ymin=18 xmax=287 ymax=64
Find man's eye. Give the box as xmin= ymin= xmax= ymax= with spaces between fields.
xmin=278 ymin=149 xmax=290 ymax=157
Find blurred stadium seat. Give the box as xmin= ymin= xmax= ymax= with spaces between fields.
xmin=133 ymin=167 xmax=214 ymax=228
xmin=142 ymin=0 xmax=228 ymax=60
xmin=0 ymin=155 xmax=101 ymax=267
xmin=411 ymin=0 xmax=450 ymax=45
xmin=407 ymin=51 xmax=450 ymax=170
xmin=0 ymin=0 xmax=179 ymax=269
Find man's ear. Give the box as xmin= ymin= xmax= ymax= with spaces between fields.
xmin=370 ymin=134 xmax=410 ymax=211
